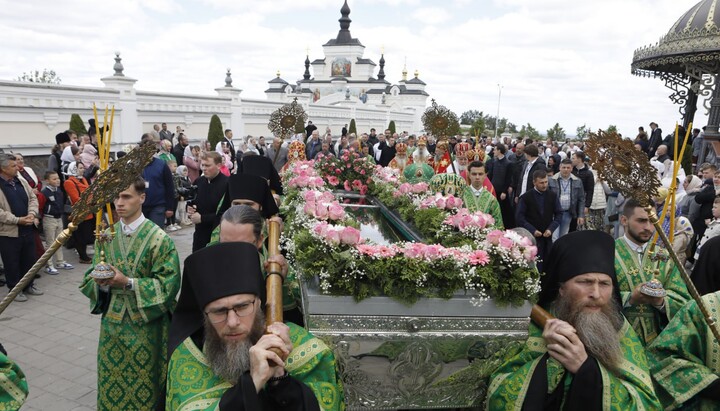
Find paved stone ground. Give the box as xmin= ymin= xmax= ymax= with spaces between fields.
xmin=0 ymin=225 xmax=194 ymax=410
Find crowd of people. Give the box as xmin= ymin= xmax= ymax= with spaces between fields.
xmin=1 ymin=117 xmax=720 ymax=410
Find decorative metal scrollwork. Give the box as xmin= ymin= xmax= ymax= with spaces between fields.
xmin=586 ymin=130 xmax=661 ymax=206
xmin=268 ymin=97 xmax=308 ymax=138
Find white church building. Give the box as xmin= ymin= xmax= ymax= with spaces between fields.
xmin=0 ymin=1 xmax=430 ymax=156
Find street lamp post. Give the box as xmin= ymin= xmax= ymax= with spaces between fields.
xmin=494 ymin=84 xmax=503 ymax=140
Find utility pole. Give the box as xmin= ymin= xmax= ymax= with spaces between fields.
xmin=494 ymin=84 xmax=503 ymax=139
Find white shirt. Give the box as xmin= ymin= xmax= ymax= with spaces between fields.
xmin=622 ymin=235 xmax=649 ymax=262
xmin=121 ymin=214 xmax=146 ymax=236
xmin=469 ymin=185 xmax=484 ymax=196
xmin=521 ymin=158 xmax=537 ymax=196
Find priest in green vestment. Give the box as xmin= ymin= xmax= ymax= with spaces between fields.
xmin=614 ymin=198 xmax=690 ymax=346
xmin=209 ymin=173 xmax=303 ymax=325
xmin=487 ymin=231 xmax=661 ymax=410
xmin=461 ymin=160 xmax=503 ymax=228
xmin=164 ymin=242 xmax=344 ymax=410
xmin=0 ymin=343 xmax=28 ymax=410
xmin=647 ymin=292 xmax=720 ymax=410
xmin=79 ymin=177 xmax=181 ymax=410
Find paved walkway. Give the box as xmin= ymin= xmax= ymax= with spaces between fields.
xmin=0 ymin=225 xmax=194 ymax=411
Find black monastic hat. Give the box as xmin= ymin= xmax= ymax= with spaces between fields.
xmin=168 ymin=242 xmax=265 ymax=355
xmin=537 ymin=230 xmax=621 ymax=307
xmin=55 ymin=132 xmax=70 ymax=144
xmin=239 ymin=155 xmax=284 ymax=196
xmin=227 ymin=173 xmax=279 ymax=219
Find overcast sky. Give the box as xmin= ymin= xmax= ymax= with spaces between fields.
xmin=0 ymin=0 xmax=707 ymax=138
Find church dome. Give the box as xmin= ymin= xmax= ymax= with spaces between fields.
xmin=631 ymin=0 xmax=720 ymax=76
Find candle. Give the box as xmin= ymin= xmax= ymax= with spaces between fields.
xmin=106 ymin=203 xmax=114 ymax=227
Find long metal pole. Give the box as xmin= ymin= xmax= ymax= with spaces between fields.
xmin=494 ymin=84 xmax=503 ymax=139
xmin=645 ymin=205 xmax=720 ymax=344
xmin=0 ymin=222 xmax=78 ymax=315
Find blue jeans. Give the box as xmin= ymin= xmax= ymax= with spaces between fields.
xmin=552 ymin=211 xmax=573 ymax=242
xmin=143 ymin=205 xmax=167 ymax=228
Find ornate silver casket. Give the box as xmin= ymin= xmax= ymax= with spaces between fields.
xmin=302 ymin=284 xmax=531 ymax=410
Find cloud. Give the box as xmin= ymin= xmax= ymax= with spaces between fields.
xmin=411 ymin=7 xmax=452 ymax=24
xmin=0 ymin=0 xmax=705 ymax=137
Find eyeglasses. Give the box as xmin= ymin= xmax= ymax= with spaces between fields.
xmin=205 ymin=299 xmax=256 ymax=324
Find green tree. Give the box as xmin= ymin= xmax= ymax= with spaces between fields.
xmin=16 ymin=69 xmax=61 ymax=84
xmin=470 ymin=117 xmax=486 ymax=136
xmin=388 ymin=120 xmax=396 ymax=134
xmin=575 ymin=124 xmax=588 ymax=140
xmin=506 ymin=122 xmax=518 ymax=133
xmin=519 ymin=123 xmax=541 ymax=140
xmin=69 ymin=114 xmax=88 ymax=135
xmin=460 ymin=110 xmax=482 ymax=125
xmin=208 ymin=115 xmax=224 ymax=149
xmin=607 ymin=125 xmax=618 ymax=134
xmin=546 ymin=123 xmax=566 ymax=141
xmin=349 ymin=119 xmax=357 ymax=135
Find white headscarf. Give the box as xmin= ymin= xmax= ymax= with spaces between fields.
xmin=60 ymin=146 xmax=76 ymax=163
xmin=66 ymin=161 xmax=78 ymax=177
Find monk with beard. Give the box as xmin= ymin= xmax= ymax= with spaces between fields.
xmin=163 ymin=242 xmax=333 ymax=410
xmin=487 ymin=231 xmax=661 ymax=410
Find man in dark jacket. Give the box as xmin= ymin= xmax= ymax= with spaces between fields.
xmin=172 ymin=133 xmax=188 ymax=166
xmin=514 ymin=144 xmax=546 ymax=204
xmin=189 ymin=151 xmax=229 ymax=251
xmin=378 ymin=134 xmax=397 ymax=167
xmin=648 ymin=122 xmax=663 ymax=158
xmin=488 ymin=143 xmax=515 ymax=227
xmin=692 ymin=164 xmax=719 ymax=254
xmin=571 ymin=151 xmax=594 ymax=230
xmin=516 ymin=169 xmax=562 ymax=272
xmin=140 ymin=135 xmax=176 ymax=228
xmin=304 ymin=121 xmax=317 ymax=140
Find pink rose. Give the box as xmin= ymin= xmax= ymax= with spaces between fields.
xmin=328 ymin=203 xmax=345 ymax=220
xmin=340 ymin=226 xmax=361 ymax=245
xmin=315 ymin=203 xmax=329 ymax=220
xmin=303 ymin=201 xmax=316 ymax=216
xmin=313 ymin=222 xmax=328 ymax=237
xmin=399 ymin=183 xmax=411 ymax=195
xmin=325 ymin=228 xmax=341 ymax=245
xmin=498 ymin=237 xmax=514 ymax=249
xmin=393 ymin=190 xmax=402 ymax=198
xmin=303 ymin=191 xmax=317 ymax=202
xmin=524 ymin=246 xmax=538 ymax=261
xmin=435 ymin=197 xmax=446 ymax=209
xmin=486 ymin=230 xmax=504 ymax=245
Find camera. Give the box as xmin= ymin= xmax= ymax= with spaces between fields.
xmin=182 ymin=185 xmax=198 ymax=208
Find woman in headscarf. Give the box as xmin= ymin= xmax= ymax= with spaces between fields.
xmin=60 ymin=145 xmax=80 ymax=177
xmin=63 ymin=162 xmax=94 ymax=263
xmin=679 ymin=174 xmax=703 ymax=217
xmin=672 ymin=216 xmax=694 ymax=267
xmin=14 ymin=153 xmax=46 ymax=265
xmin=183 ymin=145 xmax=201 ymax=182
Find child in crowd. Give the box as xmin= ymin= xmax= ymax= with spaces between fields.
xmin=165 ymin=160 xmax=181 ymax=232
xmin=175 ymin=165 xmax=192 ymax=226
xmin=695 ymin=196 xmax=720 ymax=260
xmin=41 ymin=171 xmax=73 ymax=274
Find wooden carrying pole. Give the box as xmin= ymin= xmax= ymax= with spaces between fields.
xmin=530 ymin=304 xmax=554 ymax=328
xmin=265 ymin=219 xmax=284 ymax=356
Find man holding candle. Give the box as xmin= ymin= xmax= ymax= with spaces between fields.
xmin=79 ymin=176 xmax=181 ymax=410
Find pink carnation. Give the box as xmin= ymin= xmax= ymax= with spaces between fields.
xmin=344 ymin=180 xmax=352 ymax=191
xmin=468 ymin=250 xmax=490 ymax=266
xmin=327 ymin=176 xmax=339 ymax=186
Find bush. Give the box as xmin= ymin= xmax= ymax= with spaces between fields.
xmin=208 ymin=114 xmax=224 ymax=149
xmin=69 ymin=114 xmax=88 ymax=135
xmin=388 ymin=120 xmax=396 ymax=134
xmin=349 ymin=119 xmax=357 ymax=135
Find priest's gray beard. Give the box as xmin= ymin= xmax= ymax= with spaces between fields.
xmin=456 ymin=163 xmax=466 ymax=173
xmin=204 ymin=309 xmax=267 ymax=382
xmin=394 ymin=156 xmax=407 ymax=169
xmin=413 ymin=148 xmax=430 ymax=164
xmin=552 ymin=293 xmax=624 ymax=372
